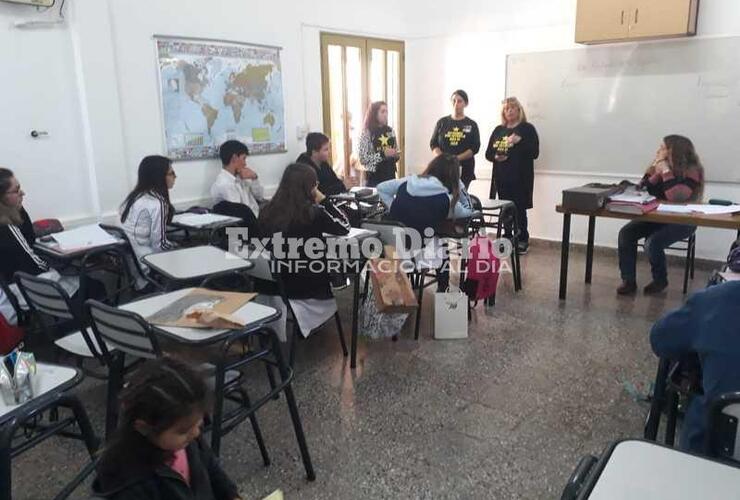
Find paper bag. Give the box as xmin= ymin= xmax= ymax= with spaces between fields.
xmin=434 ymin=288 xmax=468 ymax=340
xmin=368 ymin=246 xmax=418 ymax=314
xmin=147 ymin=288 xmax=256 ymax=328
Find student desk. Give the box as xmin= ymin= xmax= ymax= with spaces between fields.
xmin=569 ymin=439 xmax=740 ymax=499
xmin=119 ymin=287 xmax=280 ymax=345
xmin=556 ymin=205 xmax=740 ymax=300
xmin=1 ymin=363 xmax=97 ymax=500
xmin=141 ymin=245 xmax=254 ymax=289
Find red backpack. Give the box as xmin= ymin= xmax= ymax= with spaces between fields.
xmin=0 ymin=314 xmax=24 ymax=355
xmin=462 ymin=234 xmax=501 ymax=303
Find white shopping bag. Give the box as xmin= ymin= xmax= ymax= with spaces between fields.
xmin=433 ymin=287 xmax=468 ymax=339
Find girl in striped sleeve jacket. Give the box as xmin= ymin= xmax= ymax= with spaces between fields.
xmin=120 ymin=156 xmax=177 ymax=275
xmin=617 ymin=135 xmax=705 ymax=295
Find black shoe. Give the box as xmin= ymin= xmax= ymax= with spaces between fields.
xmin=617 ymin=280 xmax=637 ymax=295
xmin=644 ymin=280 xmax=668 ymax=295
xmin=517 ymin=242 xmax=529 ymax=255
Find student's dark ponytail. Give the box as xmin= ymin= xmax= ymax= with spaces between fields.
xmin=95 ymin=357 xmax=210 ymax=489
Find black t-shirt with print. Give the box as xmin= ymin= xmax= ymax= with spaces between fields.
xmin=429 ymin=116 xmax=481 ymax=183
xmin=368 ymin=125 xmax=398 ymax=184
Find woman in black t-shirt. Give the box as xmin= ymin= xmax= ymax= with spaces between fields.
xmin=485 ymin=97 xmax=539 ymax=254
xmin=430 ymin=89 xmax=481 ymax=189
xmin=358 ymin=101 xmax=400 ymax=187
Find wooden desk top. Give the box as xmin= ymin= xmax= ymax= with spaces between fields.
xmin=556 ymin=205 xmax=740 ymax=230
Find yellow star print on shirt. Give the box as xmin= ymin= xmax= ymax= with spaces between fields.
xmin=378 ymin=134 xmax=391 ymax=148
xmin=444 ymin=127 xmax=465 ymax=146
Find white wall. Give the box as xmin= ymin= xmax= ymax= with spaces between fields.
xmin=404 ymin=0 xmax=740 ymax=261
xmin=1 ymin=0 xmax=407 ymax=224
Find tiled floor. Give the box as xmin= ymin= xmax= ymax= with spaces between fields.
xmin=11 ymin=242 xmax=712 ymax=499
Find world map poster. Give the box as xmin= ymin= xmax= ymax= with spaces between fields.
xmin=155 ymin=37 xmax=286 ymax=160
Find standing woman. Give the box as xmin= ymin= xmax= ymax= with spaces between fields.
xmin=617 ymin=135 xmax=704 ymax=295
xmin=430 ymin=90 xmax=481 ymax=189
xmin=120 ymin=155 xmax=178 ymax=272
xmin=485 ymin=97 xmax=539 ymax=254
xmin=358 ymin=101 xmax=400 ymax=187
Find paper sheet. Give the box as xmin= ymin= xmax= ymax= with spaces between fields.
xmin=51 ymin=224 xmax=118 ymax=251
xmin=323 ymin=227 xmax=376 ymax=240
xmin=608 ymin=192 xmax=656 ymax=204
xmin=657 ymin=204 xmax=740 ymax=215
xmin=172 ymin=213 xmax=240 ymax=227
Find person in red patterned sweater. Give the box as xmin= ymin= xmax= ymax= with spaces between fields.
xmin=617 ymin=135 xmax=705 ymax=295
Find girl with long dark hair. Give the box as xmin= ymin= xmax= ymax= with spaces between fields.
xmin=617 ymin=135 xmax=705 ymax=295
xmin=376 ymin=154 xmax=475 ymax=291
xmin=358 ymin=101 xmax=400 ymax=187
xmin=92 ymin=357 xmax=241 ymax=499
xmin=120 ymin=156 xmax=177 ymax=269
xmin=259 ymin=163 xmax=350 ymax=300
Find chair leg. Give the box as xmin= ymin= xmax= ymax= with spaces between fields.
xmin=238 ymin=388 xmax=270 ymax=466
xmin=289 ymin=323 xmax=300 ymax=368
xmin=259 ymin=335 xmax=280 ymax=400
xmin=690 ymin=239 xmax=696 ymax=280
xmin=334 ymin=312 xmax=349 ymax=357
xmin=644 ymin=358 xmax=670 ymax=441
xmin=362 ymin=268 xmax=370 ymax=300
xmin=682 ymin=245 xmax=691 ymax=295
xmin=210 ymin=364 xmax=226 ymax=457
xmin=270 ymin=331 xmax=315 ymax=481
xmin=665 ymin=389 xmax=679 ymax=447
xmin=0 ymin=423 xmax=15 ymax=500
xmin=414 ymin=271 xmax=426 ymax=340
xmin=104 ymin=353 xmax=126 ymax=439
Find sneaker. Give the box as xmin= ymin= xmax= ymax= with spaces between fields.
xmin=330 ymin=274 xmax=351 ymax=290
xmin=517 ymin=241 xmax=529 ymax=255
xmin=644 ymin=280 xmax=668 ymax=295
xmin=617 ymin=280 xmax=637 ymax=295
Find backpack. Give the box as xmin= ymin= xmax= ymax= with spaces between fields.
xmin=0 ymin=314 xmax=24 ymax=355
xmin=461 ymin=234 xmax=500 ymax=303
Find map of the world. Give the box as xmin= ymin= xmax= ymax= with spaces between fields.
xmin=156 ymin=37 xmax=286 ymax=160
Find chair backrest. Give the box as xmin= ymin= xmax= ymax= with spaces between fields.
xmin=706 ymin=391 xmax=740 ymax=464
xmin=98 ymin=223 xmax=151 ymax=285
xmin=85 ymin=299 xmax=160 ymax=360
xmin=14 ymin=271 xmax=76 ymax=321
xmin=240 ymin=246 xmax=277 ymax=283
xmin=0 ymin=277 xmax=24 ymax=323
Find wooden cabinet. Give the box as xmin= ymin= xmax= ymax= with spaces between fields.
xmin=575 ymin=0 xmax=698 ymax=44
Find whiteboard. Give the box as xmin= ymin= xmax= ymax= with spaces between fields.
xmin=506 ymin=37 xmax=740 ymax=183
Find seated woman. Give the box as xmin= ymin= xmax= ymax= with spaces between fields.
xmin=617 ymin=135 xmax=705 ymax=295
xmin=0 ymin=168 xmax=105 ymax=318
xmin=376 ymin=154 xmax=475 ymax=291
xmin=257 ymin=163 xmax=350 ymax=338
xmin=120 ymin=155 xmax=177 ymax=280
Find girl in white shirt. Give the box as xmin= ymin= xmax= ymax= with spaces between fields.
xmin=120 ymin=156 xmax=177 ymax=268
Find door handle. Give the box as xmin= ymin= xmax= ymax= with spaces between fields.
xmin=621 ymin=10 xmax=625 ymax=25
xmin=634 ymin=8 xmax=639 ymax=24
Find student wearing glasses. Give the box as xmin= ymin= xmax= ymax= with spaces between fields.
xmin=120 ymin=156 xmax=178 ymax=273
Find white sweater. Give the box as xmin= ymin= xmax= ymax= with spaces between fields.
xmin=121 ymin=192 xmax=176 ymax=267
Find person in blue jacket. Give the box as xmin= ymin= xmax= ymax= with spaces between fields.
xmin=377 ymin=154 xmax=474 ymax=291
xmin=650 ymin=281 xmax=740 ymax=452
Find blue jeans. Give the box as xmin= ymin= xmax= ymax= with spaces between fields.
xmin=618 ymin=221 xmax=696 ymax=283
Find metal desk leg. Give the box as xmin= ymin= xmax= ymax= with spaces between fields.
xmin=559 ymin=213 xmax=572 ymax=300
xmin=585 ymin=215 xmax=596 ymax=284
xmin=644 ymin=358 xmax=670 ymax=441
xmin=350 ymin=270 xmax=360 ymax=369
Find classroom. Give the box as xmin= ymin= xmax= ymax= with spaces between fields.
xmin=2 ymin=0 xmax=740 ymax=498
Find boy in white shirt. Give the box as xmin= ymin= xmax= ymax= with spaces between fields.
xmin=211 ymin=140 xmax=265 ymax=218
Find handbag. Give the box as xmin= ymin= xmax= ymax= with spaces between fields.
xmin=433 ymin=285 xmax=468 ymax=340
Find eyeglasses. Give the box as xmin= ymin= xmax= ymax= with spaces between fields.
xmin=166 ymin=171 xmax=177 ymax=178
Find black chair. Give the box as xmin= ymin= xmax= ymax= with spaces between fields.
xmin=0 ymin=278 xmax=27 ymax=328
xmin=85 ymin=299 xmax=315 ymax=479
xmin=644 ymin=355 xmax=702 ymax=446
xmin=14 ymin=272 xmax=108 ymax=376
xmin=241 ymin=247 xmax=348 ymax=367
xmin=0 ymin=365 xmax=99 ymax=500
xmin=705 ymin=391 xmax=740 ymax=464
xmin=637 ymin=233 xmax=696 ymax=294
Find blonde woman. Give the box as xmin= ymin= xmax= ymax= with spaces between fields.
xmin=485 ymin=97 xmax=539 ymax=254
